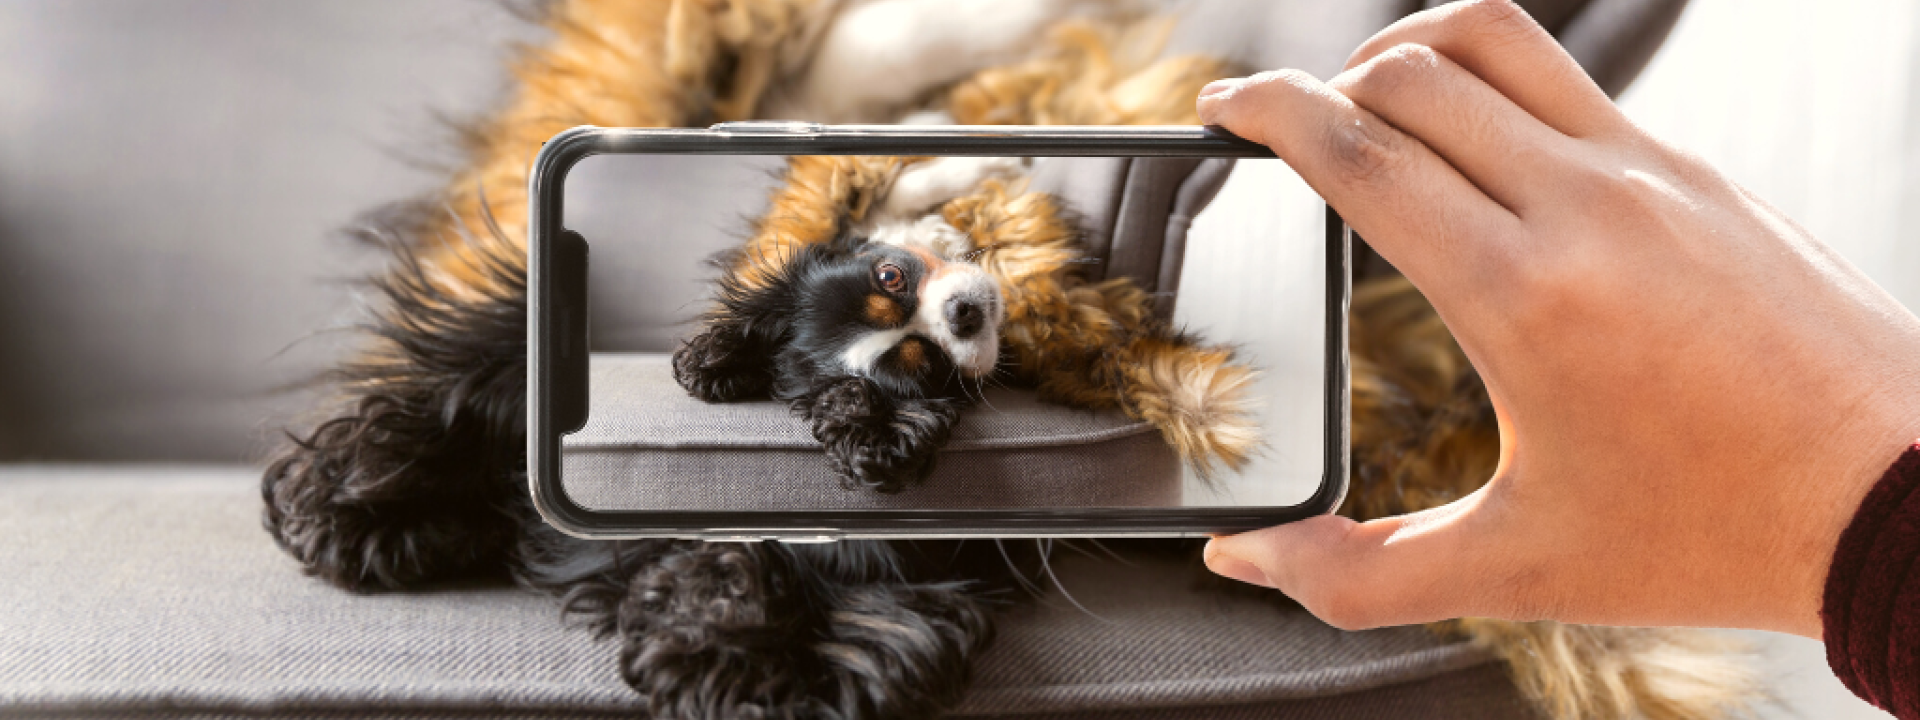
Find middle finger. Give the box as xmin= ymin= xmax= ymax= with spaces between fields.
xmin=1331 ymin=43 xmax=1575 ymax=216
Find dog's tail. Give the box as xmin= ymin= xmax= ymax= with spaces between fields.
xmin=1108 ymin=332 xmax=1262 ymax=478
xmin=1445 ymin=619 xmax=1759 ymax=720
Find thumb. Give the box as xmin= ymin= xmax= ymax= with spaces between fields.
xmin=1204 ymin=495 xmax=1503 ymax=630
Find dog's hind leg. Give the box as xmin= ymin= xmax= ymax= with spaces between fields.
xmin=261 ymin=208 xmax=528 ymax=592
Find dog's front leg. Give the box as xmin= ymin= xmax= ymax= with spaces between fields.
xmin=674 ymin=321 xmax=778 ymax=403
xmin=795 ymin=376 xmax=960 ymax=492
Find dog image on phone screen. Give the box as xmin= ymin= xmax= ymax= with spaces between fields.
xmin=261 ymin=1 xmax=1752 ymax=718
xmin=671 ymin=152 xmax=1258 ymax=491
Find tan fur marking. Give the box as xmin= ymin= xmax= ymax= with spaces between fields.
xmin=865 ymin=294 xmax=905 ymax=327
xmin=895 ymin=338 xmax=927 ymax=375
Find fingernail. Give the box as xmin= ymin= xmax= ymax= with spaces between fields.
xmin=1205 ymin=545 xmax=1273 ymax=588
xmin=1199 ymin=77 xmax=1245 ymax=99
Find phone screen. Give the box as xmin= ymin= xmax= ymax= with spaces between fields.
xmin=530 ymin=129 xmax=1344 ymax=535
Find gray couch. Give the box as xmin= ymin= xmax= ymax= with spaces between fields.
xmin=0 ymin=1 xmax=1683 ymax=717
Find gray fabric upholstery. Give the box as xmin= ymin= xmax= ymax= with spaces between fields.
xmin=0 ymin=466 xmax=1532 ymax=719
xmin=563 ymin=354 xmax=1181 ymax=510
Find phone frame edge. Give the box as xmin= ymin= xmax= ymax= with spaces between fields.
xmin=527 ymin=125 xmax=1350 ymax=539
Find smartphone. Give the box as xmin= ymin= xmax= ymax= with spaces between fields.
xmin=528 ymin=123 xmax=1348 ymax=539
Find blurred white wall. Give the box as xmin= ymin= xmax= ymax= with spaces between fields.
xmin=1618 ymin=0 xmax=1920 ymax=311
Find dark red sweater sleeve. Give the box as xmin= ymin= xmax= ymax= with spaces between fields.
xmin=1823 ymin=440 xmax=1920 ymax=718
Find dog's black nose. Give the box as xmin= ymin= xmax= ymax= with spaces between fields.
xmin=945 ymin=297 xmax=985 ymax=339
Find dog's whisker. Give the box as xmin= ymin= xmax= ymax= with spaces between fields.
xmin=1082 ymin=539 xmax=1140 ymax=568
xmin=994 ymin=539 xmax=1046 ymax=598
xmin=1035 ymin=539 xmax=1117 ymax=625
xmin=973 ymin=374 xmax=1004 ymax=415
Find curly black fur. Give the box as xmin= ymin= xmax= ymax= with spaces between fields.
xmin=606 ymin=542 xmax=995 ymax=719
xmin=795 ymin=376 xmax=961 ymax=493
xmin=674 ymin=324 xmax=777 ymax=402
xmin=262 ymin=202 xmax=528 ymax=592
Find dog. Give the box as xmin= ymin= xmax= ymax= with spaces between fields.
xmin=670 ymin=156 xmax=1022 ymax=491
xmin=263 ymin=1 xmax=1754 ymax=718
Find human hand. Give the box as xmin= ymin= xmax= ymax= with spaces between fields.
xmin=1198 ymin=0 xmax=1920 ymax=638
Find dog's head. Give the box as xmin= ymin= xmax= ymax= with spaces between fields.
xmin=776 ymin=229 xmax=1003 ymax=398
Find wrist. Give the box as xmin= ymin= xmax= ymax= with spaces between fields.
xmin=1793 ymin=395 xmax=1920 ymax=639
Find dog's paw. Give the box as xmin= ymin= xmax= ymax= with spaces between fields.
xmin=615 ymin=542 xmax=988 ymax=720
xmin=673 ymin=327 xmax=772 ymax=402
xmin=803 ymin=380 xmax=958 ymax=493
xmin=262 ymin=394 xmax=514 ymax=592
xmin=616 ymin=542 xmax=817 ymax=718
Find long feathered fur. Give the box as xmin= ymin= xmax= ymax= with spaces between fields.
xmin=262 ymin=1 xmax=1756 ymax=718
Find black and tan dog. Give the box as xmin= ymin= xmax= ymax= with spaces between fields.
xmin=263 ymin=1 xmax=1751 ymax=718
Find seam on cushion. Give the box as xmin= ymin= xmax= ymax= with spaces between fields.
xmin=952 ymin=642 xmax=1498 ymax=715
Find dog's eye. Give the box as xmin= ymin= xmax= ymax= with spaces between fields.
xmin=875 ymin=263 xmax=906 ymax=293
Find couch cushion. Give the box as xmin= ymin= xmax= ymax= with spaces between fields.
xmin=562 ymin=354 xmax=1183 ymax=510
xmin=0 ymin=465 xmax=1532 ymax=718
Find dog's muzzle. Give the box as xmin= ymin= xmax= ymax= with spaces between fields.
xmin=919 ymin=265 xmax=1002 ymax=377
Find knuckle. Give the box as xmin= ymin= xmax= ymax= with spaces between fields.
xmin=1209 ymin=69 xmax=1320 ymax=137
xmin=1244 ymin=68 xmax=1320 ymax=99
xmin=1342 ymin=43 xmax=1441 ymax=100
xmin=1323 ymin=113 xmax=1409 ymax=187
xmin=1375 ymin=42 xmax=1445 ymax=75
xmin=1569 ymin=154 xmax=1682 ymax=224
xmin=1419 ymin=0 xmax=1545 ymax=58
